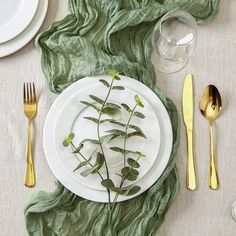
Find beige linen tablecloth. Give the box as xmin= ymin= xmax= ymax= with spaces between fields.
xmin=0 ymin=1 xmax=236 ymax=235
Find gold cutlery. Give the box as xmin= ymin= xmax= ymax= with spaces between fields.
xmin=199 ymin=85 xmax=222 ymax=190
xmin=23 ymin=82 xmax=37 ymax=187
xmin=182 ymin=73 xmax=197 ymax=191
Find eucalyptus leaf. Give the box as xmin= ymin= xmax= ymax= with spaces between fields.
xmin=80 ymin=139 xmax=100 ymax=145
xmin=99 ymin=79 xmax=110 ymax=88
xmin=89 ymin=95 xmax=104 ymax=105
xmin=121 ymin=103 xmax=132 ymax=113
xmin=110 ymin=187 xmax=124 ymax=194
xmin=130 ymin=168 xmax=139 ymax=176
xmin=110 ymin=147 xmax=126 ymax=154
xmin=101 ymin=106 xmax=120 ymax=116
xmin=108 ymin=69 xmax=118 ymax=77
xmin=72 ymin=144 xmax=84 ymax=153
xmin=100 ymin=134 xmax=119 ymax=143
xmin=134 ymin=95 xmax=144 ymax=107
xmin=133 ymin=111 xmax=145 ymax=119
xmin=127 ymin=131 xmax=147 ymax=139
xmin=112 ymin=86 xmax=125 ymax=90
xmin=105 ymin=129 xmax=126 ymax=137
xmin=125 ymin=174 xmax=137 ymax=181
xmin=83 ymin=117 xmax=99 ymax=124
xmin=121 ymin=167 xmax=131 ymax=176
xmin=73 ymin=161 xmax=88 ymax=172
xmin=127 ymin=158 xmax=140 ymax=168
xmin=122 ymin=185 xmax=141 ymax=196
xmin=63 ymin=133 xmax=75 ymax=147
xmin=80 ymin=101 xmax=99 ymax=112
xmin=96 ymin=152 xmax=105 ymax=167
xmin=101 ymin=179 xmax=115 ymax=188
xmin=128 ymin=124 xmax=142 ymax=133
xmin=106 ymin=102 xmax=121 ymax=109
xmin=80 ymin=164 xmax=100 ymax=177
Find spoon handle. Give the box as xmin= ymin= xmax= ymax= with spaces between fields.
xmin=209 ymin=124 xmax=219 ymax=190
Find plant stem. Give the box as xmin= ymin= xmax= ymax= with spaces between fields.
xmin=97 ymin=78 xmax=115 ymax=204
xmin=70 ymin=142 xmax=104 ymax=180
xmin=111 ymin=104 xmax=138 ymax=207
xmin=123 ymin=104 xmax=138 ymax=167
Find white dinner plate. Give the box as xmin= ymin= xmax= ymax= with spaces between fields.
xmin=44 ymin=75 xmax=173 ymax=202
xmin=0 ymin=0 xmax=48 ymax=58
xmin=0 ymin=0 xmax=39 ymax=43
xmin=54 ymin=80 xmax=160 ymax=191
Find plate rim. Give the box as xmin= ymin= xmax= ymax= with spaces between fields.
xmin=0 ymin=0 xmax=48 ymax=58
xmin=0 ymin=0 xmax=39 ymax=43
xmin=43 ymin=75 xmax=173 ymax=203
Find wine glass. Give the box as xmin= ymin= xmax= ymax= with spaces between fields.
xmin=151 ymin=9 xmax=197 ymax=74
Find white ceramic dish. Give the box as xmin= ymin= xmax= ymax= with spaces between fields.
xmin=0 ymin=0 xmax=39 ymax=43
xmin=44 ymin=75 xmax=173 ymax=203
xmin=0 ymin=0 xmax=48 ymax=58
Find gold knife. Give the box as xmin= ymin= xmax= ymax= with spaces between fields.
xmin=182 ymin=73 xmax=197 ymax=191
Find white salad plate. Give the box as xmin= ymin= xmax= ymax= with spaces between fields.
xmin=0 ymin=0 xmax=39 ymax=43
xmin=0 ymin=0 xmax=48 ymax=58
xmin=44 ymin=75 xmax=173 ymax=203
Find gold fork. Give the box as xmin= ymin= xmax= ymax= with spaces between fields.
xmin=23 ymin=82 xmax=37 ymax=187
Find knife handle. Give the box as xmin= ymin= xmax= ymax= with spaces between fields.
xmin=186 ymin=129 xmax=197 ymax=191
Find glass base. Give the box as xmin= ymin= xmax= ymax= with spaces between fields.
xmin=232 ymin=199 xmax=236 ymax=222
xmin=151 ymin=51 xmax=188 ymax=74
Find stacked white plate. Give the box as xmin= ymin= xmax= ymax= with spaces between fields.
xmin=44 ymin=75 xmax=173 ymax=203
xmin=0 ymin=0 xmax=48 ymax=58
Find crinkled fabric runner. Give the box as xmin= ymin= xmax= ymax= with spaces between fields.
xmin=25 ymin=0 xmax=219 ymax=235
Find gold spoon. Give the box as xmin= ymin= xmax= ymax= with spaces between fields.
xmin=199 ymin=85 xmax=222 ymax=190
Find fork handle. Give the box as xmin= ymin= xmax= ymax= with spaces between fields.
xmin=25 ymin=119 xmax=35 ymax=187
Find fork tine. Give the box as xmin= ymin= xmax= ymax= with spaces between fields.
xmin=32 ymin=83 xmax=36 ymax=102
xmin=29 ymin=82 xmax=33 ymax=103
xmin=26 ymin=82 xmax=29 ymax=103
xmin=23 ymin=83 xmax=26 ymax=103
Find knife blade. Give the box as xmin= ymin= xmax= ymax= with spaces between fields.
xmin=182 ymin=73 xmax=196 ymax=191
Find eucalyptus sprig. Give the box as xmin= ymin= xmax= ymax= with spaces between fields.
xmin=62 ymin=70 xmax=147 ymax=206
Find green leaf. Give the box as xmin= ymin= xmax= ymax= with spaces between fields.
xmin=106 ymin=102 xmax=121 ymax=109
xmin=110 ymin=187 xmax=124 ymax=194
xmin=63 ymin=133 xmax=75 ymax=147
xmin=127 ymin=158 xmax=140 ymax=168
xmin=99 ymin=79 xmax=110 ymax=88
xmin=121 ymin=103 xmax=132 ymax=113
xmin=134 ymin=95 xmax=144 ymax=107
xmin=127 ymin=131 xmax=147 ymax=139
xmin=83 ymin=117 xmax=99 ymax=124
xmin=105 ymin=129 xmax=126 ymax=137
xmin=72 ymin=144 xmax=84 ymax=153
xmin=100 ymin=134 xmax=119 ymax=143
xmin=109 ymin=120 xmax=126 ymax=127
xmin=110 ymin=147 xmax=126 ymax=154
xmin=89 ymin=95 xmax=104 ymax=105
xmin=80 ymin=139 xmax=100 ymax=145
xmin=125 ymin=174 xmax=137 ymax=181
xmin=73 ymin=161 xmax=88 ymax=172
xmin=80 ymin=101 xmax=99 ymax=112
xmin=130 ymin=168 xmax=139 ymax=176
xmin=133 ymin=111 xmax=145 ymax=119
xmin=94 ymin=152 xmax=105 ymax=171
xmin=101 ymin=106 xmax=120 ymax=116
xmin=122 ymin=185 xmax=141 ymax=196
xmin=136 ymin=151 xmax=146 ymax=157
xmin=101 ymin=179 xmax=115 ymax=188
xmin=80 ymin=164 xmax=100 ymax=177
xmin=108 ymin=69 xmax=118 ymax=77
xmin=128 ymin=125 xmax=143 ymax=133
xmin=112 ymin=86 xmax=125 ymax=90
xmin=121 ymin=167 xmax=129 ymax=176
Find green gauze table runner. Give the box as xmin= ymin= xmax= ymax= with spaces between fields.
xmin=25 ymin=0 xmax=219 ymax=235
